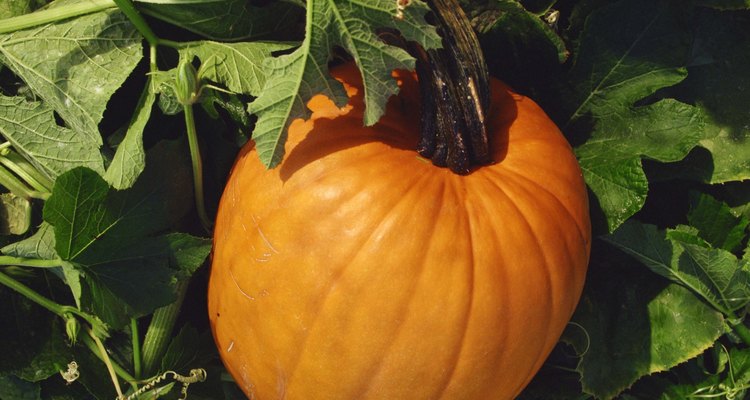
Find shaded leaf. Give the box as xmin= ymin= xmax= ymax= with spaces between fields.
xmin=0 ymin=96 xmax=105 ymax=178
xmin=0 ymin=375 xmax=40 ymax=400
xmin=565 ymin=249 xmax=725 ymax=399
xmin=160 ymin=325 xmax=214 ymax=373
xmin=688 ymin=192 xmax=749 ymax=253
xmin=668 ymin=10 xmax=750 ymax=183
xmin=42 ymin=141 xmax=194 ymax=327
xmin=139 ymin=0 xmax=302 ymax=41
xmin=606 ymin=220 xmax=750 ymax=315
xmin=0 ymin=285 xmax=70 ymax=384
xmin=248 ymin=0 xmax=440 ymax=168
xmin=0 ymin=8 xmax=142 ymax=142
xmin=563 ymin=0 xmax=705 ymax=231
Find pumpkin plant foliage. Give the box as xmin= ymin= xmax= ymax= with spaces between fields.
xmin=0 ymin=0 xmax=748 ymax=399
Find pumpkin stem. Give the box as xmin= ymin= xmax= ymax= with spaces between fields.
xmin=413 ymin=0 xmax=491 ymax=175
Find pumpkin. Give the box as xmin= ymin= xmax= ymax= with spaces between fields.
xmin=208 ymin=63 xmax=591 ymax=400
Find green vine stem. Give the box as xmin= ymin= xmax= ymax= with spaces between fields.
xmin=131 ymin=318 xmax=143 ymax=380
xmin=0 ymin=0 xmax=115 ymax=34
xmin=0 ymin=255 xmax=60 ymax=268
xmin=0 ymin=163 xmax=48 ymax=200
xmin=0 ymin=148 xmax=54 ymax=194
xmin=728 ymin=318 xmax=750 ymax=347
xmin=88 ymin=327 xmax=125 ymax=399
xmin=141 ymin=279 xmax=190 ymax=376
xmin=81 ymin=329 xmax=139 ymax=394
xmin=110 ymin=0 xmax=159 ymax=47
xmin=183 ymin=104 xmax=213 ymax=232
xmin=0 ymin=269 xmax=108 ymax=338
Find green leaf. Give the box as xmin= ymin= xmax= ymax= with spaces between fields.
xmin=564 ymin=0 xmax=690 ymax=126
xmin=139 ymin=0 xmax=302 ymax=41
xmin=0 ymin=193 xmax=30 ymax=235
xmin=159 ymin=325 xmax=214 ymax=373
xmin=564 ymin=0 xmax=706 ymax=231
xmin=688 ymin=192 xmax=749 ymax=253
xmin=43 ymin=146 xmax=191 ymax=264
xmin=0 ymin=375 xmax=40 ymax=400
xmin=103 ymin=84 xmax=156 ymax=190
xmin=248 ymin=0 xmax=440 ymax=168
xmin=606 ymin=220 xmax=750 ymax=315
xmin=478 ymin=0 xmax=567 ymax=63
xmin=565 ymin=251 xmax=725 ymax=399
xmin=0 ymin=96 xmax=105 ymax=178
xmin=42 ymin=141 xmax=194 ymax=327
xmin=575 ymin=100 xmax=706 ymax=231
xmin=0 ymin=8 xmax=142 ymax=143
xmin=82 ymin=257 xmax=176 ymax=324
xmin=42 ymin=168 xmax=111 ymax=261
xmin=0 ymin=0 xmax=45 ymax=19
xmin=180 ymin=41 xmax=295 ymax=97
xmin=1 ymin=223 xmax=56 ymax=260
xmin=159 ymin=233 xmax=212 ymax=276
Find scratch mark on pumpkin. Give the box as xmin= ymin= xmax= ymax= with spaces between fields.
xmin=230 ymin=268 xmax=256 ymax=301
xmin=252 ymin=214 xmax=279 ymax=256
xmin=227 ymin=341 xmax=234 ymax=352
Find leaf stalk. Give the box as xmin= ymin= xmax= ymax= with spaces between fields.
xmin=0 ymin=0 xmax=115 ymax=34
xmin=183 ymin=104 xmax=213 ymax=232
xmin=141 ymin=278 xmax=190 ymax=376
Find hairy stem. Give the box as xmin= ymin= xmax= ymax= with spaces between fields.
xmin=0 ymin=270 xmax=65 ymax=315
xmin=131 ymin=318 xmax=143 ymax=380
xmin=0 ymin=0 xmax=115 ymax=34
xmin=0 ymin=255 xmax=61 ymax=268
xmin=110 ymin=0 xmax=160 ymax=47
xmin=141 ymin=279 xmax=190 ymax=376
xmin=82 ymin=329 xmax=139 ymax=395
xmin=728 ymin=319 xmax=750 ymax=347
xmin=0 ymin=163 xmax=48 ymax=200
xmin=0 ymin=149 xmax=54 ymax=194
xmin=183 ymin=105 xmax=213 ymax=232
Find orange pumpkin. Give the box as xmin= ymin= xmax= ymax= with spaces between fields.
xmin=208 ymin=63 xmax=591 ymax=400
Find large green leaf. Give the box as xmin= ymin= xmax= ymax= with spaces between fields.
xmin=0 ymin=7 xmax=142 ymax=143
xmin=565 ymin=250 xmax=725 ymax=399
xmin=0 ymin=96 xmax=105 ymax=178
xmin=564 ymin=0 xmax=705 ymax=231
xmin=606 ymin=220 xmax=750 ymax=315
xmin=41 ymin=140 xmax=198 ymax=327
xmin=248 ymin=0 xmax=440 ymax=168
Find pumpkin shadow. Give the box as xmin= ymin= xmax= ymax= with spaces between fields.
xmin=279 ymin=75 xmax=518 ymax=182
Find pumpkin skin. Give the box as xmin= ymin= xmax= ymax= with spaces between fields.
xmin=208 ymin=63 xmax=591 ymax=400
